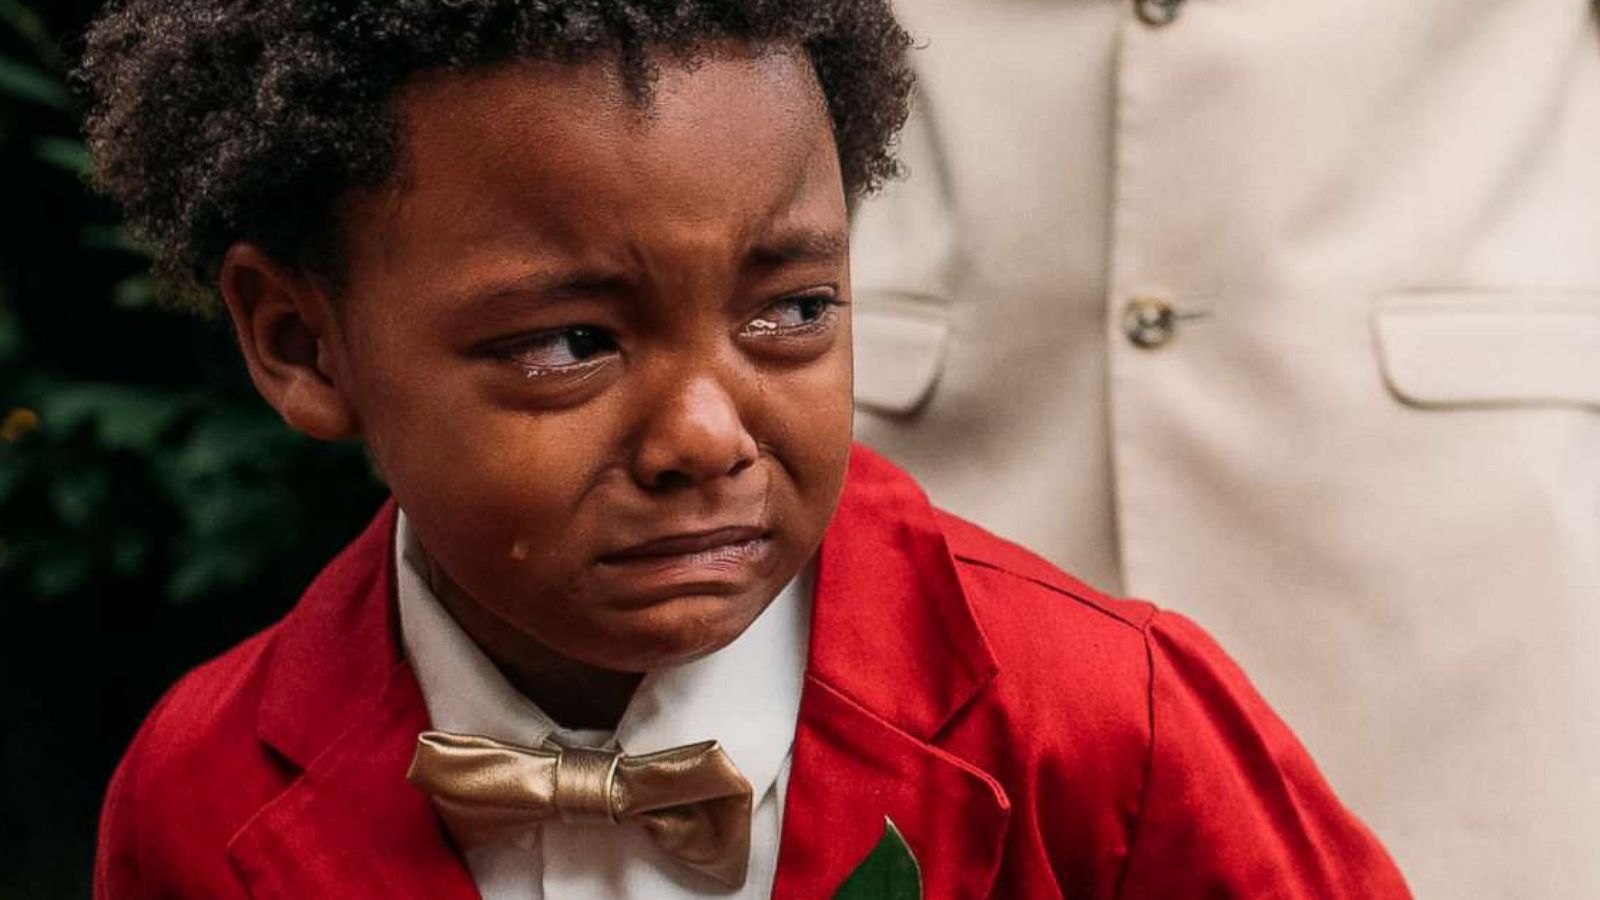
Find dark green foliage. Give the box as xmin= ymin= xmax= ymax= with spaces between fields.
xmin=3 ymin=378 xmax=380 ymax=604
xmin=0 ymin=0 xmax=384 ymax=612
xmin=0 ymin=3 xmax=385 ymax=895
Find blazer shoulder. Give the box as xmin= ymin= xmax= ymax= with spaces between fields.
xmin=935 ymin=508 xmax=1156 ymax=631
xmin=930 ymin=509 xmax=1163 ymax=893
xmin=126 ymin=625 xmax=281 ymax=775
xmin=98 ymin=625 xmax=293 ymax=897
xmin=934 ymin=508 xmax=1159 ymax=740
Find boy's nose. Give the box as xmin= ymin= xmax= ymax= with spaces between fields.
xmin=631 ymin=376 xmax=758 ymax=490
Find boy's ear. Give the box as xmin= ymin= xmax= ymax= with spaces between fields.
xmin=219 ymin=243 xmax=360 ymax=441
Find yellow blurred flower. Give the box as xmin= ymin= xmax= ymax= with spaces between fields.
xmin=2 ymin=407 xmax=41 ymax=443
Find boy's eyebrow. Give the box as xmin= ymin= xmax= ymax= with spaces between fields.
xmin=448 ymin=268 xmax=634 ymax=309
xmin=443 ymin=228 xmax=847 ymax=311
xmin=748 ymin=227 xmax=849 ymax=267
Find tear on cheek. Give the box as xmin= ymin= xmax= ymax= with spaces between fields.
xmin=509 ymin=538 xmax=532 ymax=561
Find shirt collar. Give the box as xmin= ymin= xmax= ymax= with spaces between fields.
xmin=395 ymin=510 xmax=811 ymax=801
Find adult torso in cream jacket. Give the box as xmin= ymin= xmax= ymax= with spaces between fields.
xmin=851 ymin=2 xmax=1600 ymax=898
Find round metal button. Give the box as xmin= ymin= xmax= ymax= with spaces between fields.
xmin=1123 ymin=296 xmax=1177 ymax=349
xmin=1135 ymin=0 xmax=1184 ymax=26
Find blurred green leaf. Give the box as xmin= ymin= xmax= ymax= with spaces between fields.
xmin=82 ymin=224 xmax=153 ymax=257
xmin=109 ymin=533 xmax=149 ymax=577
xmin=34 ymin=136 xmax=88 ymax=176
xmin=832 ymin=819 xmax=923 ymax=900
xmin=183 ymin=480 xmax=291 ymax=539
xmin=169 ymin=540 xmax=262 ymax=600
xmin=0 ymin=54 xmax=70 ymax=111
xmin=30 ymin=543 xmax=91 ymax=598
xmin=0 ymin=455 xmax=23 ymax=505
xmin=47 ymin=467 xmax=110 ymax=528
xmin=100 ymin=398 xmax=192 ymax=452
xmin=34 ymin=385 xmax=108 ymax=434
xmin=113 ymin=275 xmax=155 ymax=309
xmin=0 ymin=301 xmax=18 ymax=362
xmin=35 ymin=383 xmax=194 ymax=450
xmin=0 ymin=0 xmax=60 ymax=70
xmin=175 ymin=408 xmax=289 ymax=480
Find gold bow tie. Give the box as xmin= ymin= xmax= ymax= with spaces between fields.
xmin=406 ymin=730 xmax=754 ymax=888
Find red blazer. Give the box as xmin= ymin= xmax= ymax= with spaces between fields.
xmin=96 ymin=446 xmax=1410 ymax=899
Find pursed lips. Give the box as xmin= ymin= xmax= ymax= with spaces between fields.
xmin=598 ymin=525 xmax=770 ymax=564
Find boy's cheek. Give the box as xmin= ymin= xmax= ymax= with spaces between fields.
xmin=758 ymin=342 xmax=854 ymax=453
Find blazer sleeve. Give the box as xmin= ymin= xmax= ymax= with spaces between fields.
xmin=95 ymin=686 xmax=180 ymax=900
xmin=1114 ymin=611 xmax=1413 ymax=899
xmin=96 ymin=750 xmax=146 ymax=900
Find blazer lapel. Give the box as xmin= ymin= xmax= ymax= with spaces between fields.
xmin=228 ymin=663 xmax=479 ymax=900
xmin=227 ymin=504 xmax=478 ymax=900
xmin=774 ymin=678 xmax=1011 ymax=899
xmin=773 ymin=447 xmax=1010 ymax=899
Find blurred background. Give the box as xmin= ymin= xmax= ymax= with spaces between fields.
xmin=0 ymin=2 xmax=386 ymax=895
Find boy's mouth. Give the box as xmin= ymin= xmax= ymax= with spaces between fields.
xmin=594 ymin=526 xmax=774 ymax=600
xmin=599 ymin=525 xmax=769 ymax=562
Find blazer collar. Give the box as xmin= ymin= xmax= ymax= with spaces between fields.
xmin=230 ymin=656 xmax=479 ymax=900
xmin=773 ymin=446 xmax=1009 ymax=899
xmin=806 ymin=445 xmax=999 ymax=740
xmin=236 ymin=502 xmax=478 ymax=899
xmin=254 ymin=502 xmax=404 ymax=769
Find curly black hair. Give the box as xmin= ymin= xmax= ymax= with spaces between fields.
xmin=78 ymin=0 xmax=913 ymax=312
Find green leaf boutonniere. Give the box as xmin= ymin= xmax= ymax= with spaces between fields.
xmin=832 ymin=818 xmax=923 ymax=899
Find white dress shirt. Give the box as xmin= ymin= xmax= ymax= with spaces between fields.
xmin=394 ymin=512 xmax=811 ymax=899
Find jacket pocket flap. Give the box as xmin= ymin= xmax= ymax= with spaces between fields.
xmin=1372 ymin=291 xmax=1600 ymax=410
xmin=854 ymin=296 xmax=951 ymax=416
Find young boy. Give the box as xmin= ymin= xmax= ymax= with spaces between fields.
xmin=82 ymin=1 xmax=1411 ymax=897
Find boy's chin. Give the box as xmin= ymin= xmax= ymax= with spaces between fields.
xmin=576 ymin=590 xmax=775 ymax=673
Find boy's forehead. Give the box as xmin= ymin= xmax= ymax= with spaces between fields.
xmin=393 ymin=46 xmax=833 ymax=208
xmin=359 ymin=44 xmax=842 ymax=274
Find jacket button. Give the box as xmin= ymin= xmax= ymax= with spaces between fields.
xmin=1123 ymin=296 xmax=1177 ymax=348
xmin=1135 ymin=0 xmax=1184 ymax=26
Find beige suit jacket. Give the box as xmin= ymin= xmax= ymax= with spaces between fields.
xmin=851 ymin=2 xmax=1600 ymax=898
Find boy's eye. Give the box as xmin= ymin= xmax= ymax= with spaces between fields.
xmin=499 ymin=326 xmax=619 ymax=372
xmin=744 ymin=292 xmax=842 ymax=335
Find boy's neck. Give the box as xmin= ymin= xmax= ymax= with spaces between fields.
xmin=494 ymin=654 xmax=643 ymax=732
xmin=429 ymin=569 xmax=643 ymax=732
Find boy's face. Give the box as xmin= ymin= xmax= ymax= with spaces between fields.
xmin=306 ymin=46 xmax=852 ymax=672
